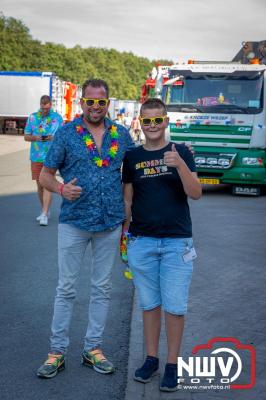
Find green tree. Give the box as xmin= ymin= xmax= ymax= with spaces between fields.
xmin=0 ymin=14 xmax=173 ymax=100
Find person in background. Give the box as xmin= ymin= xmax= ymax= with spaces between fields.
xmin=24 ymin=95 xmax=64 ymax=226
xmin=122 ymin=98 xmax=201 ymax=392
xmin=123 ymin=112 xmax=133 ymax=130
xmin=37 ymin=79 xmax=134 ymax=379
xmin=130 ymin=115 xmax=142 ymax=143
xmin=114 ymin=113 xmax=124 ymax=125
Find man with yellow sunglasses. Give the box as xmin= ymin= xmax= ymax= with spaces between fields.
xmin=37 ymin=78 xmax=134 ymax=379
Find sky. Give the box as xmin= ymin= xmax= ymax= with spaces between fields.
xmin=1 ymin=0 xmax=266 ymax=62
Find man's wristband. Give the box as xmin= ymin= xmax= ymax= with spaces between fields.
xmin=58 ymin=183 xmax=65 ymax=196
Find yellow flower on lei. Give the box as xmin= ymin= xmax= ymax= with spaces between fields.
xmin=94 ymin=158 xmax=103 ymax=167
xmin=85 ymin=137 xmax=93 ymax=146
xmin=110 ymin=125 xmax=119 ymax=137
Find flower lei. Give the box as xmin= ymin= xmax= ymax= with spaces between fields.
xmin=76 ymin=124 xmax=119 ymax=167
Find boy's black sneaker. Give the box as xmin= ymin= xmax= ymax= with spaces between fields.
xmin=37 ymin=352 xmax=65 ymax=379
xmin=134 ymin=356 xmax=159 ymax=383
xmin=160 ymin=363 xmax=178 ymax=392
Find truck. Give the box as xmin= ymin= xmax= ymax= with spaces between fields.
xmin=141 ymin=65 xmax=171 ymax=103
xmin=0 ymin=71 xmax=81 ymax=135
xmin=144 ymin=41 xmax=266 ymax=195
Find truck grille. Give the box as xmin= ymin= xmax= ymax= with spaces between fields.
xmin=195 ymin=152 xmax=236 ymax=169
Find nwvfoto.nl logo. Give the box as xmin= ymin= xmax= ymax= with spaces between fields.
xmin=177 ymin=337 xmax=256 ymax=390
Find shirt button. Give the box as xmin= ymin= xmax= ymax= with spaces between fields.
xmin=101 ymin=193 xmax=104 ymax=196
xmin=101 ymin=176 xmax=104 ymax=179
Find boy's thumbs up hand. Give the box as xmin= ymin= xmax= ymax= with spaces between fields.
xmin=171 ymin=143 xmax=177 ymax=152
xmin=164 ymin=143 xmax=183 ymax=169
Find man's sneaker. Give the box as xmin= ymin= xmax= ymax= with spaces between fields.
xmin=39 ymin=214 xmax=48 ymax=226
xmin=159 ymin=363 xmax=178 ymax=392
xmin=82 ymin=349 xmax=114 ymax=374
xmin=36 ymin=211 xmax=50 ymax=221
xmin=37 ymin=352 xmax=65 ymax=378
xmin=134 ymin=356 xmax=159 ymax=383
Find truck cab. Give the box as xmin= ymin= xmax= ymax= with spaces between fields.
xmin=153 ymin=42 xmax=266 ymax=195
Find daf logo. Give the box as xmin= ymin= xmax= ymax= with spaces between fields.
xmin=238 ymin=127 xmax=250 ymax=132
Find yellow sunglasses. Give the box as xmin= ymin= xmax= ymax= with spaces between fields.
xmin=139 ymin=116 xmax=168 ymax=126
xmin=82 ymin=98 xmax=109 ymax=107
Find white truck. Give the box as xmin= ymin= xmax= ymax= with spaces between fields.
xmin=0 ymin=71 xmax=81 ymax=134
xmin=148 ymin=41 xmax=266 ymax=195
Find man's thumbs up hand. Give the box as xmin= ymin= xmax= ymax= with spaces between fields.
xmin=61 ymin=177 xmax=82 ymax=201
xmin=69 ymin=178 xmax=78 ymax=186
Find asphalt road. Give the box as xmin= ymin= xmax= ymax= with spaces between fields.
xmin=185 ymin=184 xmax=266 ymax=400
xmin=0 ymin=149 xmax=134 ymax=400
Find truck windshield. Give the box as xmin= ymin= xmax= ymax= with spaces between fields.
xmin=162 ymin=71 xmax=264 ymax=114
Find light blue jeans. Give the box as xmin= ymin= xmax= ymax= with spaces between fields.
xmin=50 ymin=223 xmax=121 ymax=354
xmin=127 ymin=236 xmax=194 ymax=315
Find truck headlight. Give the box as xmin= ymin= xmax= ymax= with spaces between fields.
xmin=195 ymin=157 xmax=206 ymax=164
xmin=218 ymin=158 xmax=230 ymax=166
xmin=242 ymin=157 xmax=263 ymax=165
xmin=207 ymin=157 xmax=218 ymax=165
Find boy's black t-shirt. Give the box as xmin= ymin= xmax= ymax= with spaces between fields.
xmin=122 ymin=142 xmax=196 ymax=238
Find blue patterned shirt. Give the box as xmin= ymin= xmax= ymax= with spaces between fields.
xmin=44 ymin=116 xmax=135 ymax=231
xmin=24 ymin=109 xmax=64 ymax=162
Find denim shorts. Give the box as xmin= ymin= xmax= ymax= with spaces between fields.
xmin=127 ymin=236 xmax=195 ymax=315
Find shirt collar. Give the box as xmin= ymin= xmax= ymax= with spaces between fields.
xmin=38 ymin=109 xmax=53 ymax=117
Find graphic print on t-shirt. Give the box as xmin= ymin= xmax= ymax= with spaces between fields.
xmin=135 ymin=158 xmax=171 ymax=178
